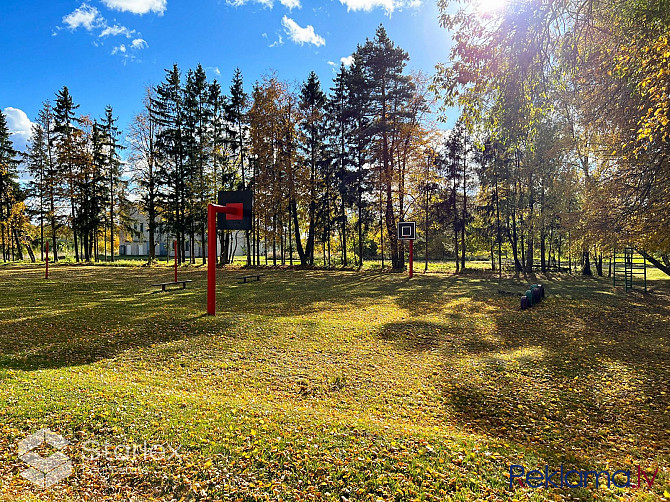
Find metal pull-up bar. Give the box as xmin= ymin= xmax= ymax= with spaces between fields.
xmin=207 ymin=203 xmax=244 ymax=316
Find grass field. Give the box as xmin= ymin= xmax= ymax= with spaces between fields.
xmin=0 ymin=263 xmax=669 ymax=501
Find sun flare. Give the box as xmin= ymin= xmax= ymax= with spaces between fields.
xmin=477 ymin=0 xmax=506 ymax=14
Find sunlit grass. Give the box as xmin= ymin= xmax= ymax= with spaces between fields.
xmin=0 ymin=264 xmax=668 ymax=500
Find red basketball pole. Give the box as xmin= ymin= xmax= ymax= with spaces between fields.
xmin=208 ymin=203 xmax=244 ymax=316
xmin=409 ymin=239 xmax=414 ymax=278
xmin=174 ymin=240 xmax=178 ymax=283
xmin=45 ymin=241 xmax=49 ymax=279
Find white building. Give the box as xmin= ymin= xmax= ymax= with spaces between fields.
xmin=118 ymin=208 xmax=247 ymax=258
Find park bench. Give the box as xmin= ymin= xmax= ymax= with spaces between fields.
xmin=152 ymin=280 xmax=192 ymax=291
xmin=237 ymin=274 xmax=263 ymax=283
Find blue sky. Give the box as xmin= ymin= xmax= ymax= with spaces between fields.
xmin=1 ymin=0 xmax=455 ymax=152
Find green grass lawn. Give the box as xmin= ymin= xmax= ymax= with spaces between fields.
xmin=0 ymin=264 xmax=669 ymax=501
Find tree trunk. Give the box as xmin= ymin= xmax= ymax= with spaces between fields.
xmin=509 ymin=205 xmax=523 ymax=273
xmin=291 ymin=199 xmax=307 ymax=266
xmin=582 ymin=251 xmax=592 ymax=276
xmin=25 ymin=238 xmax=36 ymax=263
xmin=638 ymin=249 xmax=670 ymax=277
xmin=424 ymin=184 xmax=429 ymax=273
xmin=272 ymin=214 xmax=277 ymax=266
xmin=288 ymin=208 xmax=293 ymax=266
xmin=40 ymin=199 xmax=44 ymax=262
xmin=540 ymin=183 xmax=546 ymax=273
xmin=13 ymin=228 xmax=24 ymax=261
xmin=495 ymin=175 xmax=502 ymax=280
xmin=540 ymin=228 xmax=546 ymax=273
xmin=595 ymin=251 xmax=603 ymax=276
xmin=341 ymin=198 xmax=347 ymax=266
xmin=526 ymin=172 xmax=534 ymax=274
xmin=491 ymin=240 xmax=495 ymax=271
xmin=358 ymin=186 xmax=363 ymax=267
xmin=461 ymin=140 xmax=467 ymax=270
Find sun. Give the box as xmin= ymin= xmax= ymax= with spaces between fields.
xmin=476 ymin=0 xmax=506 ymax=14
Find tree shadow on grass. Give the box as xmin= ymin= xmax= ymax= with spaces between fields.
xmin=379 ymin=320 xmax=453 ymax=352
xmin=0 ymin=266 xmax=233 ymax=371
xmin=431 ymin=290 xmax=670 ymax=492
xmin=372 ymin=272 xmax=670 ymax=494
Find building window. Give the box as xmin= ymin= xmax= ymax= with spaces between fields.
xmin=140 ymin=223 xmax=144 ymax=233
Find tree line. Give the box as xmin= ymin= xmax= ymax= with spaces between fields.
xmin=434 ymin=0 xmax=670 ymax=276
xmin=2 ymin=19 xmax=669 ymax=275
xmin=2 ymin=25 xmax=447 ymax=269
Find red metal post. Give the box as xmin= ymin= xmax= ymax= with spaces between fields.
xmin=208 ymin=203 xmax=242 ymax=316
xmin=207 ymin=204 xmax=219 ymax=315
xmin=409 ymin=239 xmax=414 ymax=278
xmin=174 ymin=240 xmax=178 ymax=283
xmin=45 ymin=241 xmax=49 ymax=279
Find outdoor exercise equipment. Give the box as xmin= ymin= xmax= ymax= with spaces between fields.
xmin=207 ymin=190 xmax=252 ymax=316
xmin=612 ymin=247 xmax=647 ymax=293
xmin=520 ymin=284 xmax=545 ymax=310
xmin=237 ymin=274 xmax=263 ymax=283
xmin=398 ymin=221 xmax=416 ymax=278
xmin=152 ymin=241 xmax=193 ymax=291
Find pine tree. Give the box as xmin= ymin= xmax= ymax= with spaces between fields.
xmin=100 ymin=105 xmax=123 ymax=261
xmin=184 ymin=64 xmax=212 ymax=264
xmin=326 ymin=64 xmax=352 ymax=266
xmin=226 ymin=68 xmax=251 ymax=264
xmin=344 ymin=57 xmax=373 ymax=266
xmin=357 ymin=25 xmax=414 ymax=269
xmin=0 ymin=110 xmax=20 ymax=261
xmin=25 ymin=122 xmax=48 ymax=260
xmin=53 ymin=86 xmax=81 ymax=261
xmin=298 ymin=71 xmax=328 ymax=265
xmin=208 ymin=79 xmax=234 ymax=264
xmin=153 ymin=64 xmax=187 ymax=263
xmin=34 ymin=101 xmax=61 ymax=261
xmin=75 ymin=116 xmax=100 ymax=262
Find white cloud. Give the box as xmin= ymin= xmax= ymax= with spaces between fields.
xmin=328 ymin=61 xmax=336 ymax=66
xmin=338 ymin=0 xmax=420 ymax=14
xmin=269 ymin=35 xmax=284 ymax=47
xmin=60 ymin=4 xmax=149 ymax=60
xmin=131 ymin=38 xmax=148 ymax=49
xmin=63 ymin=4 xmax=104 ymax=31
xmin=227 ymin=0 xmax=273 ymax=7
xmin=99 ymin=24 xmax=136 ymax=38
xmin=3 ymin=107 xmax=34 ymax=152
xmin=100 ymin=0 xmax=167 ymax=15
xmin=112 ymin=38 xmax=147 ymax=63
xmin=205 ymin=66 xmax=221 ymax=76
xmin=280 ymin=0 xmax=301 ymax=9
xmin=227 ymin=0 xmax=300 ymax=8
xmin=340 ymin=55 xmax=354 ymax=66
xmin=281 ymin=16 xmax=324 ymax=46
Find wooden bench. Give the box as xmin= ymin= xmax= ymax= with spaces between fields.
xmin=152 ymin=280 xmax=192 ymax=291
xmin=237 ymin=274 xmax=263 ymax=283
